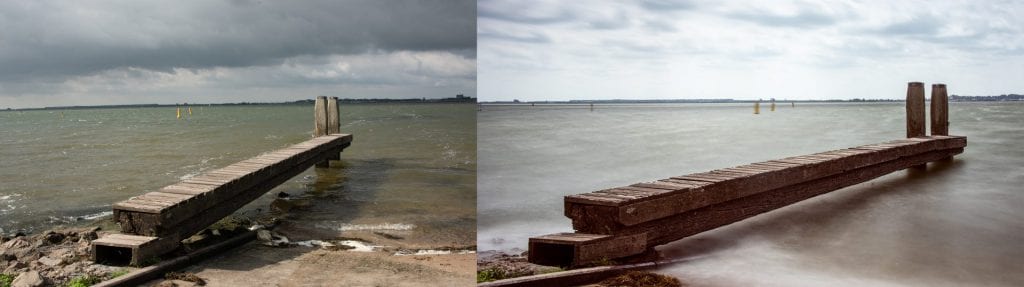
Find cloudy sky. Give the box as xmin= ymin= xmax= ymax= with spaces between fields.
xmin=0 ymin=0 xmax=475 ymax=109
xmin=479 ymin=0 xmax=1024 ymax=101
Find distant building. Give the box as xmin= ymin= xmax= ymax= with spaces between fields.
xmin=456 ymin=94 xmax=465 ymax=99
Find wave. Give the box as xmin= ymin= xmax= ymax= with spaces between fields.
xmin=314 ymin=222 xmax=416 ymax=231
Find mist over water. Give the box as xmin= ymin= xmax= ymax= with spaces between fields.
xmin=0 ymin=103 xmax=476 ymax=248
xmin=478 ymin=102 xmax=1024 ymax=286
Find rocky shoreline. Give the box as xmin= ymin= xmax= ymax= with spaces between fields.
xmin=1 ymin=227 xmax=124 ymax=287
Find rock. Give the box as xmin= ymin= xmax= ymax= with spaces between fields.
xmin=156 ymin=279 xmax=198 ymax=287
xmin=256 ymin=230 xmax=273 ymax=242
xmin=37 ymin=256 xmax=62 ymax=267
xmin=6 ymin=260 xmax=26 ymax=271
xmin=1 ymin=237 xmax=30 ymax=249
xmin=81 ymin=230 xmax=98 ymax=241
xmin=43 ymin=231 xmax=65 ymax=244
xmin=11 ymin=270 xmax=45 ymax=287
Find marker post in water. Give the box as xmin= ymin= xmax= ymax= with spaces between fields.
xmin=754 ymin=100 xmax=760 ymax=114
xmin=770 ymin=98 xmax=776 ymax=112
xmin=313 ymin=96 xmax=342 ymax=167
xmin=906 ymin=82 xmax=926 ymax=170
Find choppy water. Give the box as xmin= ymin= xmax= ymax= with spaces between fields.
xmin=478 ymin=102 xmax=1024 ymax=286
xmin=0 ymin=103 xmax=475 ymax=248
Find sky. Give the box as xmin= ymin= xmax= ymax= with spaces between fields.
xmin=0 ymin=0 xmax=476 ymax=109
xmin=479 ymin=0 xmax=1024 ymax=101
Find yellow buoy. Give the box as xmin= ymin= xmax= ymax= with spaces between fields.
xmin=754 ymin=102 xmax=760 ymax=114
xmin=176 ymin=107 xmax=181 ymax=119
xmin=771 ymin=102 xmax=776 ymax=112
xmin=188 ymin=106 xmax=192 ymax=116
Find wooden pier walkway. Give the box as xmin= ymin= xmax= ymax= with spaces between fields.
xmin=93 ymin=96 xmax=351 ymax=265
xmin=528 ymin=83 xmax=966 ymax=267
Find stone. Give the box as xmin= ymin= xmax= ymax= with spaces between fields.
xmin=1 ymin=237 xmax=30 ymax=249
xmin=43 ymin=232 xmax=64 ymax=244
xmin=156 ymin=279 xmax=198 ymax=287
xmin=256 ymin=230 xmax=273 ymax=242
xmin=37 ymin=256 xmax=62 ymax=267
xmin=11 ymin=270 xmax=45 ymax=287
xmin=80 ymin=231 xmax=98 ymax=241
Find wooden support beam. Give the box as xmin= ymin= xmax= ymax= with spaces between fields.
xmin=906 ymin=82 xmax=926 ymax=138
xmin=327 ymin=97 xmax=342 ymax=161
xmin=313 ymin=96 xmax=328 ymax=137
xmin=327 ymin=96 xmax=340 ymax=134
xmin=537 ymin=136 xmax=967 ymax=266
xmin=931 ymin=84 xmax=949 ymax=136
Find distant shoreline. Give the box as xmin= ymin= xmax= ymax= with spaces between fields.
xmin=481 ymin=94 xmax=1024 ymax=105
xmin=1 ymin=96 xmax=477 ymax=112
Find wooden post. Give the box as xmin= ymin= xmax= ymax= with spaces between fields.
xmin=313 ymin=96 xmax=328 ymax=137
xmin=327 ymin=97 xmax=342 ymax=162
xmin=327 ymin=97 xmax=340 ymax=135
xmin=754 ymin=101 xmax=760 ymax=114
xmin=906 ymin=82 xmax=926 ymax=138
xmin=931 ymin=84 xmax=948 ymax=136
xmin=313 ymin=96 xmax=330 ymax=167
xmin=770 ymin=98 xmax=776 ymax=112
xmin=907 ymin=82 xmax=926 ymax=170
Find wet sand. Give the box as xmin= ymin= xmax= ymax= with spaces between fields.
xmin=155 ymin=242 xmax=475 ymax=286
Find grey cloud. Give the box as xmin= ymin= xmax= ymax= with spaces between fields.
xmin=727 ymin=9 xmax=837 ymax=28
xmin=478 ymin=30 xmax=552 ymax=44
xmin=877 ymin=16 xmax=941 ymax=35
xmin=478 ymin=0 xmax=575 ymax=25
xmin=0 ymin=0 xmax=476 ymax=83
xmin=639 ymin=0 xmax=695 ymax=11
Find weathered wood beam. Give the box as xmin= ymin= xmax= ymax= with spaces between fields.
xmin=931 ymin=84 xmax=949 ymax=136
xmin=535 ymin=136 xmax=966 ymax=267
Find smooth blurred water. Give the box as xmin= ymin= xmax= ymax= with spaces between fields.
xmin=0 ymin=103 xmax=476 ymax=248
xmin=478 ymin=102 xmax=1024 ymax=286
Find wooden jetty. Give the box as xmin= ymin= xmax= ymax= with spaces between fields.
xmin=528 ymin=83 xmax=965 ymax=267
xmin=92 ymin=96 xmax=352 ymax=265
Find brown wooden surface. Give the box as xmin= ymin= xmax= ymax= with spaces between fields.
xmin=565 ymin=136 xmax=966 ymax=229
xmin=596 ymin=147 xmax=964 ymax=247
xmin=113 ymin=134 xmax=352 ymax=238
xmin=313 ymin=96 xmax=328 ymax=137
xmin=907 ymin=82 xmax=926 ymax=138
xmin=327 ymin=96 xmax=340 ymax=134
xmin=537 ymin=142 xmax=965 ymax=265
xmin=931 ymin=84 xmax=949 ymax=136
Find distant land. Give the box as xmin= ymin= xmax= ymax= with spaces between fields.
xmin=1 ymin=95 xmax=475 ymax=111
xmin=481 ymin=94 xmax=1024 ymax=104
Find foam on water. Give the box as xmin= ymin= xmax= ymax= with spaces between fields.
xmin=314 ymin=222 xmax=416 ymax=231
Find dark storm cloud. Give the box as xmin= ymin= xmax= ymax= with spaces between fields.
xmin=0 ymin=0 xmax=476 ymax=82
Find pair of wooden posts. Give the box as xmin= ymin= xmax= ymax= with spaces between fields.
xmin=906 ymin=82 xmax=949 ymax=137
xmin=313 ymin=96 xmax=342 ymax=167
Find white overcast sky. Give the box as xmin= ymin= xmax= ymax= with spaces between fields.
xmin=0 ymin=0 xmax=475 ymax=109
xmin=479 ymin=0 xmax=1024 ymax=101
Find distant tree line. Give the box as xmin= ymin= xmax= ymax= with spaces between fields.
xmin=950 ymin=94 xmax=1024 ymax=102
